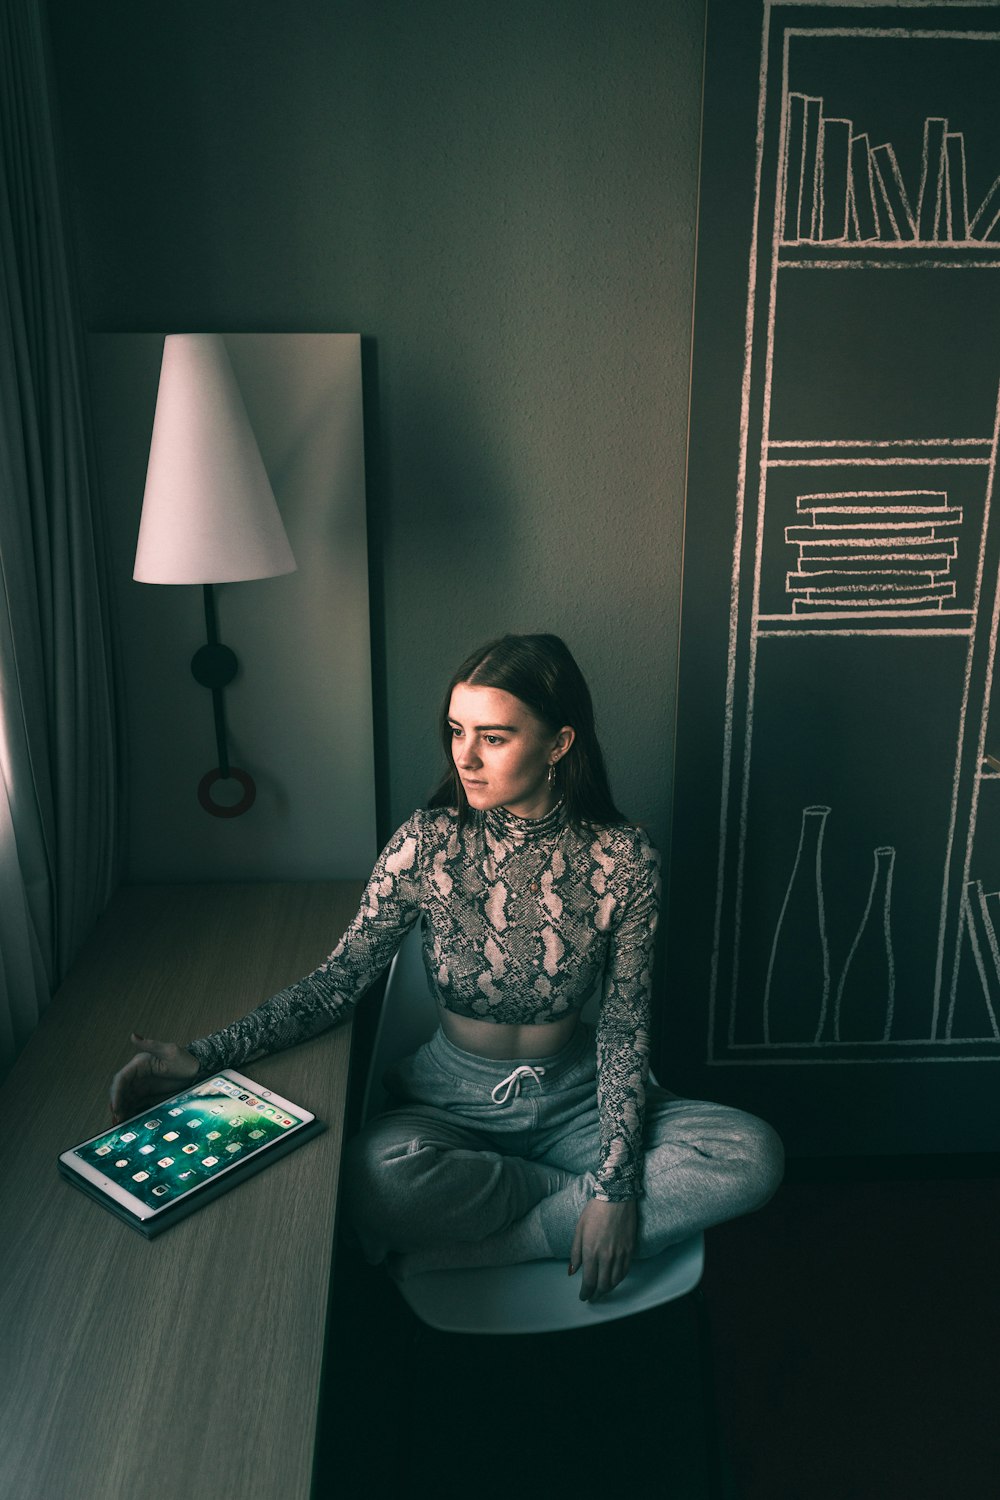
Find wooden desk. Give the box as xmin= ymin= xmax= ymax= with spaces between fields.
xmin=0 ymin=881 xmax=362 ymax=1500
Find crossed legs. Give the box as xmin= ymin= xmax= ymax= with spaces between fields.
xmin=343 ymin=1086 xmax=784 ymax=1276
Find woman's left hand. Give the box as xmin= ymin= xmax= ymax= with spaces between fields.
xmin=569 ymin=1196 xmax=638 ymax=1302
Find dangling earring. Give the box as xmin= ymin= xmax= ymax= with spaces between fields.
xmin=547 ymin=762 xmax=557 ymax=785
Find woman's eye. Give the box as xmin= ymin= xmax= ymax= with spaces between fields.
xmin=449 ymin=726 xmax=462 ymax=738
xmin=484 ymin=735 xmax=504 ymax=746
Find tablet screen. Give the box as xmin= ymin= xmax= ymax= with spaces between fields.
xmin=62 ymin=1071 xmax=314 ymax=1220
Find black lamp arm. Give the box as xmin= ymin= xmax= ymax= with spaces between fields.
xmin=190 ymin=584 xmax=255 ymax=816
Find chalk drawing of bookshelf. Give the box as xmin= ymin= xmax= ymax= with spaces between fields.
xmin=709 ymin=10 xmax=1000 ymax=1066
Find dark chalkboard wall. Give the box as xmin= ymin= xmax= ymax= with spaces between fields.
xmin=666 ymin=1 xmax=1000 ymax=1154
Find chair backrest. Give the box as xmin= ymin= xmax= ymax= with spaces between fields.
xmin=361 ymin=922 xmax=604 ymax=1124
xmin=361 ymin=921 xmax=437 ymax=1124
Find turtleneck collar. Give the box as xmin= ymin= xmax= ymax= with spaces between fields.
xmin=482 ymin=798 xmax=567 ymax=842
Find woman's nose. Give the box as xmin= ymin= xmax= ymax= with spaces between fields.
xmin=457 ymin=740 xmax=481 ymax=768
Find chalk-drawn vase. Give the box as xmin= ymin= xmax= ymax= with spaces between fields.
xmin=835 ymin=846 xmax=896 ymax=1043
xmin=763 ymin=805 xmax=831 ymax=1046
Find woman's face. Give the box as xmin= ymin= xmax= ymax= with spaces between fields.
xmin=447 ymin=682 xmax=574 ymax=819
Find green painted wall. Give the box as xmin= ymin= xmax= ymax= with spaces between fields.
xmin=47 ymin=0 xmax=704 ymax=863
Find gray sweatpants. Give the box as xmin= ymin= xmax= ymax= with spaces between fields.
xmin=343 ymin=1024 xmax=784 ymax=1271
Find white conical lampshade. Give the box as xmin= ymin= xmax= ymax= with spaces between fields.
xmin=134 ymin=333 xmax=297 ymax=583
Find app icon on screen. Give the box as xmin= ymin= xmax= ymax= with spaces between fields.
xmin=225 ymin=1143 xmax=241 ymax=1153
xmin=249 ymin=1129 xmax=264 ymax=1139
xmin=121 ymin=1131 xmax=137 ymax=1142
xmin=132 ymin=1171 xmax=149 ymax=1182
xmin=152 ymin=1185 xmax=169 ymax=1197
xmin=157 ymin=1157 xmax=175 ymax=1168
xmin=144 ymin=1120 xmax=161 ymax=1130
xmin=168 ymin=1108 xmax=183 ymax=1117
xmin=163 ymin=1131 xmax=179 ymax=1142
xmin=95 ymin=1144 xmax=112 ymax=1156
xmin=207 ymin=1131 xmax=221 ymax=1141
xmin=189 ymin=1118 xmax=203 ymax=1128
xmin=182 ymin=1144 xmax=198 ymax=1154
xmin=139 ymin=1144 xmax=155 ymax=1156
xmin=202 ymin=1156 xmax=219 ymax=1167
xmin=115 ymin=1159 xmax=128 ymax=1168
xmin=178 ymin=1170 xmax=195 ymax=1180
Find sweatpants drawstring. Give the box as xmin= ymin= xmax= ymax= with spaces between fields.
xmin=490 ymin=1064 xmax=546 ymax=1104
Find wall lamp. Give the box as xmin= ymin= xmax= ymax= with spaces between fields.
xmin=134 ymin=333 xmax=296 ymax=818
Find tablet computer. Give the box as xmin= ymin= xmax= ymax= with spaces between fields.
xmin=58 ymin=1069 xmax=324 ymax=1237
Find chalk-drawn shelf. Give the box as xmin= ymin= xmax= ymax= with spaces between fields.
xmin=756 ymin=614 xmax=973 ymax=635
xmin=778 ymin=245 xmax=1000 ymax=269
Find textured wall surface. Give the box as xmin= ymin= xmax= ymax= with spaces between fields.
xmin=47 ymin=0 xmax=704 ymax=871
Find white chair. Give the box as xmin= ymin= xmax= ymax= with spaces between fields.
xmin=360 ymin=922 xmax=704 ymax=1335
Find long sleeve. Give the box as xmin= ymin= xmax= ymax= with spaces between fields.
xmin=187 ymin=816 xmax=424 ymax=1074
xmin=592 ymin=836 xmax=660 ymax=1201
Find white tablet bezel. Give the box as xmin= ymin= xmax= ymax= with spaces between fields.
xmin=59 ymin=1068 xmax=316 ymax=1221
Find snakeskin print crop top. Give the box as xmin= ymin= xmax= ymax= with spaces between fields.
xmin=187 ymin=801 xmax=661 ymax=1200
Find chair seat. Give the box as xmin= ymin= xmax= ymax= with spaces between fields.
xmin=397 ymin=1231 xmax=705 ymax=1335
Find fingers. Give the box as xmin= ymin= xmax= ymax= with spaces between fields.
xmin=110 ymin=1036 xmax=199 ymax=1124
xmin=110 ymin=1037 xmax=161 ymax=1122
xmin=578 ymin=1247 xmax=604 ymax=1302
xmin=110 ymin=1055 xmax=142 ymax=1118
xmin=578 ymin=1248 xmax=632 ymax=1303
xmin=110 ymin=1066 xmax=145 ymax=1123
xmin=568 ymin=1221 xmax=584 ymax=1279
xmin=131 ymin=1033 xmax=171 ymax=1065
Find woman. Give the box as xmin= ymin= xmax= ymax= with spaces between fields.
xmin=111 ymin=633 xmax=783 ymax=1301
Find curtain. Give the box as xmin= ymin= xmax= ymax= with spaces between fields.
xmin=0 ymin=0 xmax=120 ymax=1079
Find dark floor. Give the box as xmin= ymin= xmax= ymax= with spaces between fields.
xmin=313 ymin=1159 xmax=1000 ymax=1499
xmin=703 ymin=1158 xmax=1000 ymax=1500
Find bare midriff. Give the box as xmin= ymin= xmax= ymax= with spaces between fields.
xmin=438 ymin=1005 xmax=580 ymax=1060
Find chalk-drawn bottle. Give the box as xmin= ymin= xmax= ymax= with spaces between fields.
xmin=835 ymin=846 xmax=896 ymax=1043
xmin=763 ymin=804 xmax=831 ymax=1046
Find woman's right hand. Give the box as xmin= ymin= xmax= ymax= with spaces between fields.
xmin=110 ymin=1033 xmax=200 ymax=1125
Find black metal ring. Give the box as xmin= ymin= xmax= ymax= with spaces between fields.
xmin=197 ymin=767 xmax=257 ymax=818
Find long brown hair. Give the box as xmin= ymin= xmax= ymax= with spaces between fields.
xmin=427 ymin=633 xmax=627 ymax=829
